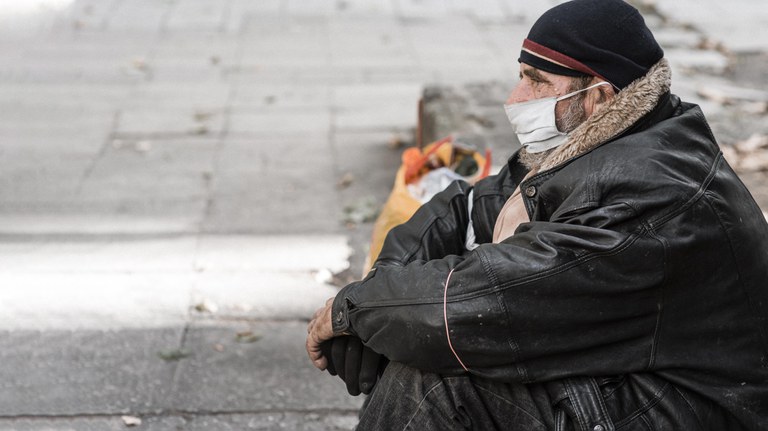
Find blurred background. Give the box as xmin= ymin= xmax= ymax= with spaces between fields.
xmin=0 ymin=0 xmax=766 ymax=429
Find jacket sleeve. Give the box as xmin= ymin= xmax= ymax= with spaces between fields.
xmin=332 ymin=201 xmax=665 ymax=383
xmin=372 ymin=179 xmax=474 ymax=268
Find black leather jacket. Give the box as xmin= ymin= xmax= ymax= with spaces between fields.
xmin=332 ymin=94 xmax=768 ymax=429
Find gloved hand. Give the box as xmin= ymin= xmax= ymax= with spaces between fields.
xmin=320 ymin=335 xmax=388 ymax=396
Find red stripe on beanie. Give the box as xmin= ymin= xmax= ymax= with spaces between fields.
xmin=522 ymin=39 xmax=611 ymax=84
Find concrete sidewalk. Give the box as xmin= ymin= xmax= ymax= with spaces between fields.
xmin=0 ymin=0 xmax=766 ymax=429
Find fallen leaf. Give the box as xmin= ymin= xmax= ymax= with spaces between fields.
xmin=337 ymin=172 xmax=354 ymax=189
xmin=388 ymin=134 xmax=407 ymax=149
xmin=235 ymin=331 xmax=262 ymax=343
xmin=158 ymin=349 xmax=192 ymax=362
xmin=193 ymin=111 xmax=214 ymax=122
xmin=193 ymin=299 xmax=218 ymax=313
xmin=193 ymin=125 xmax=209 ymax=135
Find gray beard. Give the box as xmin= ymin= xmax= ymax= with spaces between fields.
xmin=519 ymin=95 xmax=588 ymax=171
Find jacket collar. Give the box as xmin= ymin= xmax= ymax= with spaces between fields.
xmin=536 ymin=58 xmax=673 ymax=172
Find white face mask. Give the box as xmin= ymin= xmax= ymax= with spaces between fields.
xmin=504 ymin=81 xmax=610 ymax=153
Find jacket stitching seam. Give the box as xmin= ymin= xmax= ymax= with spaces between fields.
xmin=563 ymin=379 xmax=589 ymax=430
xmin=493 ymin=234 xmax=639 ymax=293
xmin=614 ymin=382 xmax=671 ymax=428
xmin=671 ymin=386 xmax=706 ymax=430
xmin=647 ymin=152 xmax=722 ymax=230
xmin=589 ymin=377 xmax=615 ymax=429
xmin=702 ymin=190 xmax=768 ymax=358
xmin=354 ymin=234 xmax=641 ymax=308
xmin=638 ymin=414 xmax=653 ymax=431
xmin=644 ymin=226 xmax=668 ymax=371
xmin=473 ymin=384 xmax=547 ymax=427
xmin=402 ymin=380 xmax=444 ymax=429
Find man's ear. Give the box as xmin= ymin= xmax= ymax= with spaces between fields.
xmin=584 ymin=78 xmax=616 ymax=116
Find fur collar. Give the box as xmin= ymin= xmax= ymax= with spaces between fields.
xmin=537 ymin=58 xmax=672 ymax=172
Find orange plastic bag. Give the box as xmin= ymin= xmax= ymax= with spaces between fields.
xmin=364 ymin=136 xmax=491 ymax=273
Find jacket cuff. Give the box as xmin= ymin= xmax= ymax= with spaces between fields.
xmin=331 ymin=282 xmax=357 ymax=335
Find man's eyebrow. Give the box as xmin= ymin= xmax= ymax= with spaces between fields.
xmin=523 ymin=68 xmax=550 ymax=84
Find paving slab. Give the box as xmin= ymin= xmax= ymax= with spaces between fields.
xmin=0 ymin=416 xmax=182 ymax=431
xmin=106 ymin=0 xmax=173 ymax=32
xmin=79 ymin=137 xmax=217 ymax=203
xmin=202 ymin=137 xmax=341 ymax=233
xmin=0 ymin=412 xmax=358 ymax=431
xmin=231 ymin=84 xmax=330 ymax=111
xmin=164 ymin=0 xmax=230 ymax=32
xmin=227 ymin=109 xmax=331 ymax=137
xmin=170 ymin=320 xmax=363 ymax=413
xmin=0 ymin=328 xmax=182 ymax=415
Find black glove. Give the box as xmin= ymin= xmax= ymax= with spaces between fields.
xmin=320 ymin=335 xmax=388 ymax=396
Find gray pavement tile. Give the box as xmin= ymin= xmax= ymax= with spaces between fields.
xmin=0 ymin=412 xmax=357 ymax=431
xmin=106 ymin=0 xmax=173 ymax=32
xmin=68 ymin=0 xmax=122 ymax=32
xmin=0 ymin=328 xmax=183 ymax=415
xmin=332 ymin=83 xmax=422 ymax=108
xmin=116 ymin=108 xmax=226 ymax=137
xmin=164 ymin=0 xmax=230 ymax=32
xmin=160 ymin=412 xmax=358 ymax=431
xmin=394 ymin=0 xmax=449 ymax=18
xmin=331 ymin=83 xmax=422 ymax=132
xmin=0 ymin=83 xmax=131 ymax=111
xmin=334 ymin=104 xmax=416 ymax=132
xmin=0 ymin=148 xmax=95 ymax=204
xmin=203 ymin=137 xmax=339 ymax=234
xmin=329 ymin=51 xmax=416 ymax=69
xmin=122 ymin=81 xmax=232 ymax=109
xmin=0 ymin=416 xmax=182 ymax=431
xmin=116 ymin=79 xmax=230 ymax=136
xmin=285 ymin=0 xmax=339 ymax=16
xmin=201 ymin=181 xmax=341 ymax=235
xmin=325 ymin=0 xmax=395 ymax=16
xmin=0 ymin=103 xmax=115 ymax=139
xmin=231 ymin=84 xmax=330 ymax=110
xmin=78 ymin=138 xmax=217 ymax=204
xmin=228 ymin=109 xmax=331 ymax=137
xmin=170 ymin=320 xmax=364 ymax=412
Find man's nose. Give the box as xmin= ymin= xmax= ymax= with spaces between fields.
xmin=506 ymin=82 xmax=531 ymax=105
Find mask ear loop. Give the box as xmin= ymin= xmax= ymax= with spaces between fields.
xmin=556 ymin=81 xmax=613 ymax=101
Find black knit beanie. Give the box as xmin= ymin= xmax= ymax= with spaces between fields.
xmin=519 ymin=0 xmax=664 ymax=90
